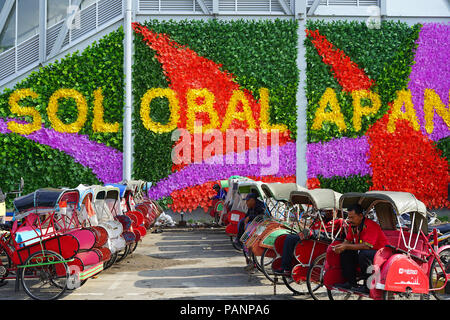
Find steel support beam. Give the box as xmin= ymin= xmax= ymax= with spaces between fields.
xmin=277 ymin=0 xmax=293 ymax=15
xmin=47 ymin=0 xmax=82 ymax=59
xmin=0 ymin=0 xmax=15 ymax=37
xmin=307 ymin=0 xmax=321 ymax=16
xmin=295 ymin=0 xmax=308 ymax=187
xmin=196 ymin=0 xmax=211 ymax=14
xmin=39 ymin=0 xmax=46 ymax=63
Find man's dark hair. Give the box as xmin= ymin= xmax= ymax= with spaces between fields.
xmin=347 ymin=204 xmax=364 ymax=215
xmin=213 ymin=184 xmax=220 ymax=190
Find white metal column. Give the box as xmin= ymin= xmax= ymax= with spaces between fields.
xmin=123 ymin=0 xmax=134 ymax=181
xmin=295 ymin=0 xmax=308 ymax=187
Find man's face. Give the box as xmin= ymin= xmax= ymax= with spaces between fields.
xmin=347 ymin=210 xmax=363 ymax=227
xmin=246 ymin=198 xmax=256 ymax=209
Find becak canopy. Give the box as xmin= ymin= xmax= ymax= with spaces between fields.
xmin=14 ymin=188 xmax=63 ymax=214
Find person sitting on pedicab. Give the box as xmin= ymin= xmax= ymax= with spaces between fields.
xmin=274 ymin=209 xmax=343 ymax=277
xmin=333 ymin=204 xmax=388 ymax=294
xmin=234 ymin=193 xmax=266 ymax=271
xmin=210 ymin=184 xmax=227 ymax=201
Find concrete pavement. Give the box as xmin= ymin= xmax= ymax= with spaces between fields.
xmin=0 ymin=228 xmax=307 ymax=300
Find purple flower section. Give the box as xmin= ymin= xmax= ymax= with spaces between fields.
xmin=148 ymin=142 xmax=297 ymax=199
xmin=306 ymin=136 xmax=371 ymax=179
xmin=408 ymin=23 xmax=450 ymax=141
xmin=0 ymin=118 xmax=122 ymax=183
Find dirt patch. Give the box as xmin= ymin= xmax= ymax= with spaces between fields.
xmin=102 ymin=253 xmax=200 ymax=274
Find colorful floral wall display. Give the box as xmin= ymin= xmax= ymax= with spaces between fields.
xmin=132 ymin=19 xmax=299 ymax=211
xmin=1 ymin=19 xmax=448 ymax=212
xmin=0 ymin=29 xmax=124 ymax=201
xmin=408 ymin=23 xmax=450 ymax=142
xmin=305 ymin=21 xmax=449 ymax=208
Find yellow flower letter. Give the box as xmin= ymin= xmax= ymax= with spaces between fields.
xmin=140 ymin=88 xmax=180 ymax=133
xmin=423 ymin=89 xmax=450 ymax=134
xmin=186 ymin=88 xmax=219 ymax=133
xmin=92 ymin=87 xmax=119 ymax=133
xmin=221 ymin=90 xmax=257 ymax=132
xmin=47 ymin=88 xmax=88 ymax=133
xmin=7 ymin=88 xmax=42 ymax=135
xmin=259 ymin=88 xmax=288 ymax=132
xmin=351 ymin=90 xmax=381 ymax=132
xmin=387 ymin=90 xmax=420 ymax=133
xmin=312 ymin=88 xmax=347 ymax=132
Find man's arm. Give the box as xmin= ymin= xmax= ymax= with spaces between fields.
xmin=333 ymin=240 xmax=371 ymax=254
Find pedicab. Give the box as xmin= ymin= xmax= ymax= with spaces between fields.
xmin=82 ymin=185 xmax=128 ymax=269
xmin=245 ymin=182 xmax=307 ymax=283
xmin=130 ymin=180 xmax=162 ymax=228
xmin=123 ymin=182 xmax=148 ymax=252
xmin=105 ymin=183 xmax=145 ymax=256
xmin=208 ymin=179 xmax=228 ymax=225
xmin=0 ymin=188 xmax=80 ymax=300
xmin=226 ymin=178 xmax=265 ymax=251
xmin=124 ymin=180 xmax=152 ymax=227
xmin=50 ymin=187 xmax=116 ymax=286
xmin=270 ymin=188 xmax=345 ymax=298
xmin=323 ymin=191 xmax=450 ymax=300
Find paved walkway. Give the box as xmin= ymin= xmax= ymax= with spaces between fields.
xmin=0 ymin=228 xmax=305 ymax=300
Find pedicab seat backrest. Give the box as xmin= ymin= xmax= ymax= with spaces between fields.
xmin=382 ymin=229 xmax=428 ymax=261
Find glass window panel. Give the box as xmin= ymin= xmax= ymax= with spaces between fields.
xmin=47 ymin=0 xmax=69 ymax=27
xmin=0 ymin=0 xmax=5 ymax=13
xmin=18 ymin=0 xmax=39 ymax=43
xmin=0 ymin=2 xmax=15 ymax=53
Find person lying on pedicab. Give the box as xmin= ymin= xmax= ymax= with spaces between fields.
xmin=333 ymin=204 xmax=388 ymax=294
xmin=210 ymin=184 xmax=227 ymax=201
xmin=234 ymin=193 xmax=266 ymax=270
xmin=273 ymin=209 xmax=342 ymax=277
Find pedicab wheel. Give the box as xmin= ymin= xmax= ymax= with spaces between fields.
xmin=0 ymin=247 xmax=12 ymax=283
xmin=230 ymin=236 xmax=242 ymax=252
xmin=115 ymin=244 xmax=130 ymax=263
xmin=260 ymin=248 xmax=277 ymax=283
xmin=429 ymin=247 xmax=450 ymax=300
xmin=282 ymin=274 xmax=309 ymax=296
xmin=251 ymin=252 xmax=263 ymax=273
xmin=306 ymin=253 xmax=328 ymax=300
xmin=20 ymin=250 xmax=69 ymax=300
xmin=103 ymin=251 xmax=119 ymax=270
xmin=129 ymin=240 xmax=139 ymax=254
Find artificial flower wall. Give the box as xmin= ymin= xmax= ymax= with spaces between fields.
xmin=1 ymin=20 xmax=448 ymax=212
xmin=305 ymin=21 xmax=449 ymax=208
xmin=0 ymin=29 xmax=124 ymax=204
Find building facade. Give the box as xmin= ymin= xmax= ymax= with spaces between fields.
xmin=0 ymin=0 xmax=449 ymax=212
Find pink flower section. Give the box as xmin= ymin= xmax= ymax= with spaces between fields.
xmin=408 ymin=22 xmax=450 ymax=141
xmin=0 ymin=118 xmax=122 ymax=183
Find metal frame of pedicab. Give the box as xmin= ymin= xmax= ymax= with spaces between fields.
xmin=101 ymin=184 xmax=138 ymax=262
xmin=105 ymin=183 xmax=145 ymax=256
xmin=324 ymin=191 xmax=450 ymax=300
xmin=224 ymin=177 xmax=257 ymax=247
xmin=86 ymin=185 xmax=128 ymax=269
xmin=125 ymin=180 xmax=161 ymax=229
xmin=0 ymin=188 xmax=82 ymax=300
xmin=243 ymin=183 xmax=308 ymax=283
xmin=270 ymin=188 xmax=345 ymax=297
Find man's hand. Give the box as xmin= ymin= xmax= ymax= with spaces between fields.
xmin=244 ymin=217 xmax=249 ymax=224
xmin=332 ymin=243 xmax=347 ymax=254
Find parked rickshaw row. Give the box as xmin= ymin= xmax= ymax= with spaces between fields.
xmin=213 ymin=176 xmax=450 ymax=300
xmin=0 ymin=180 xmax=163 ymax=300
